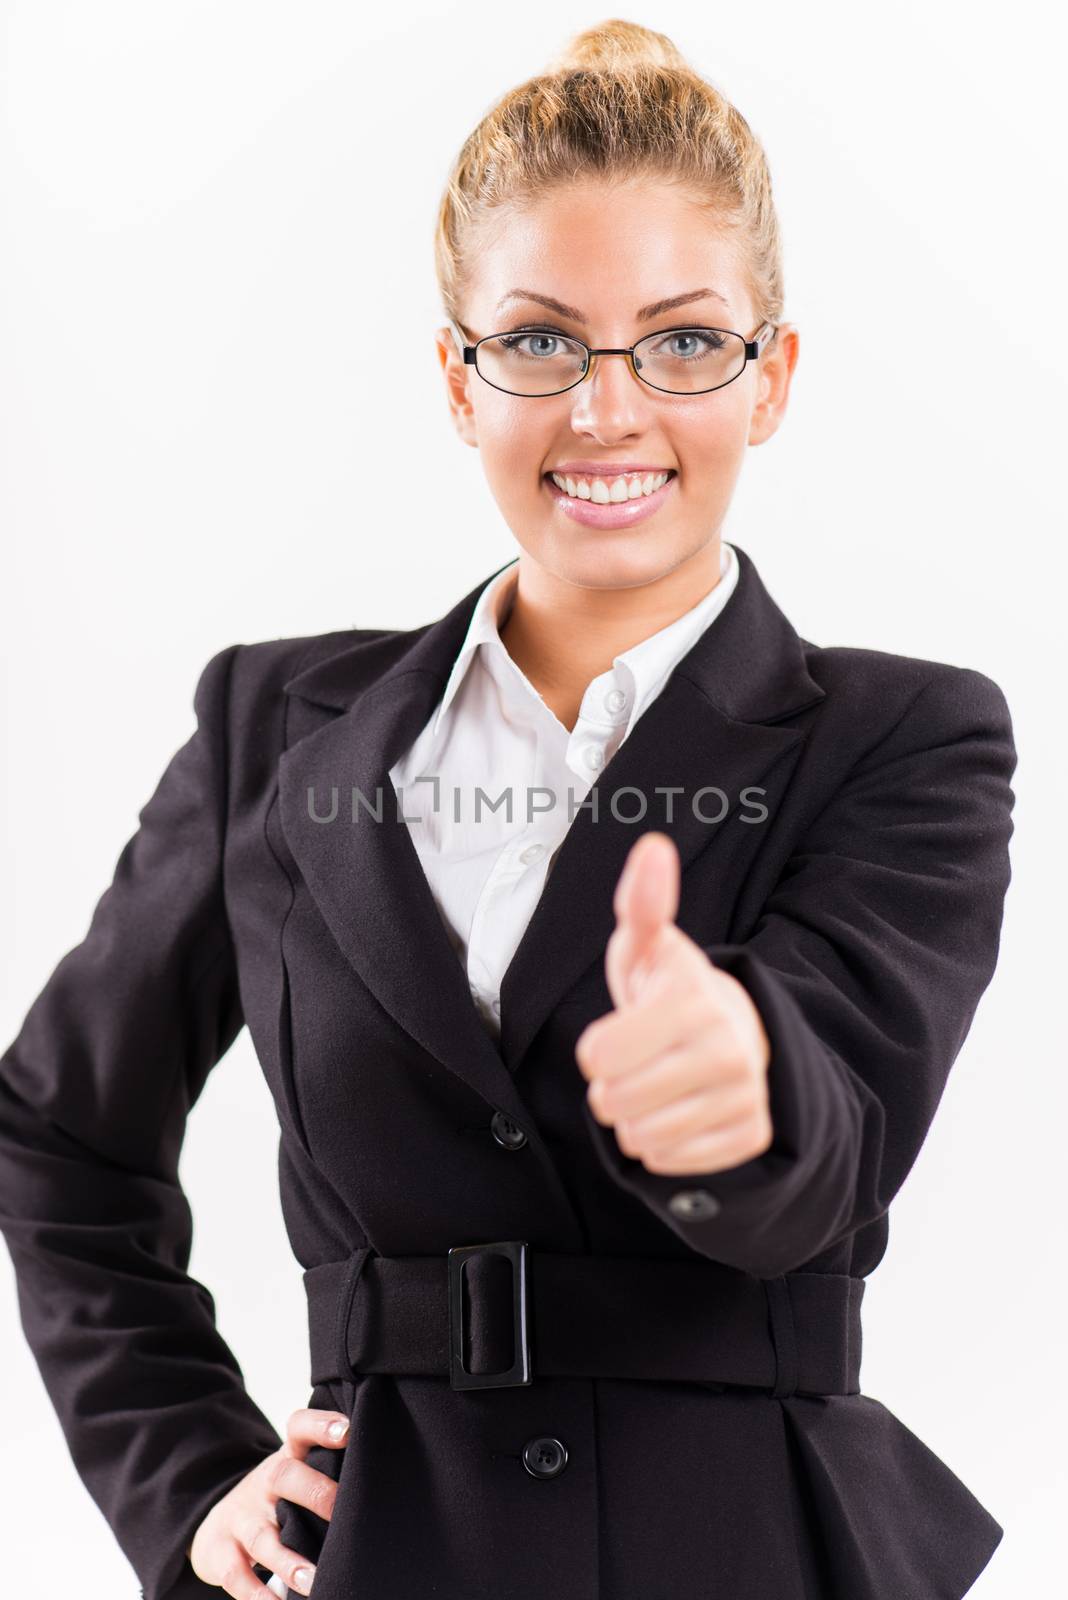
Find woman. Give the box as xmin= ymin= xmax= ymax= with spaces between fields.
xmin=0 ymin=19 xmax=1015 ymax=1600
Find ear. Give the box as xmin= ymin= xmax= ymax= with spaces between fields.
xmin=435 ymin=325 xmax=479 ymax=450
xmin=747 ymin=323 xmax=799 ymax=448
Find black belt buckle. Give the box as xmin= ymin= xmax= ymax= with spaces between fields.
xmin=448 ymin=1239 xmax=533 ymax=1390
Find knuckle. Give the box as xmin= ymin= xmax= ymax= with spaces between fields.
xmin=753 ymin=1110 xmax=774 ymax=1154
xmin=740 ymin=1063 xmax=765 ymax=1096
xmin=235 ymin=1505 xmax=272 ymax=1551
xmin=720 ymin=1042 xmax=752 ymax=1084
xmin=594 ymin=1078 xmax=616 ymax=1116
xmin=221 ymin=1556 xmax=251 ymax=1593
xmin=576 ymin=1028 xmax=603 ymax=1069
xmin=681 ymin=995 xmax=725 ymax=1047
xmin=685 ymin=982 xmax=721 ymax=1020
xmin=307 ymin=1473 xmax=337 ymax=1518
xmin=244 ymin=1518 xmax=275 ymax=1564
xmin=264 ymin=1453 xmax=292 ymax=1494
xmin=735 ymin=1112 xmax=770 ymax=1161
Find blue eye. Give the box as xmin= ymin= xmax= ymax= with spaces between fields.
xmin=499 ymin=333 xmax=561 ymax=358
xmin=649 ymin=330 xmax=728 ymax=361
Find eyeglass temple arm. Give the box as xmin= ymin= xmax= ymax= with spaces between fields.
xmin=446 ymin=316 xmax=477 ymax=363
xmin=746 ymin=322 xmax=777 ymax=359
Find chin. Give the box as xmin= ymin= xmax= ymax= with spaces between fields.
xmin=542 ymin=535 xmax=687 ymax=590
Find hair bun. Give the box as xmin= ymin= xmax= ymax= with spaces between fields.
xmin=435 ymin=16 xmax=784 ymax=340
xmin=545 ymin=18 xmax=689 ymax=76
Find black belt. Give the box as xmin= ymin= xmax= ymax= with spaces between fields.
xmin=303 ymin=1243 xmax=864 ymax=1399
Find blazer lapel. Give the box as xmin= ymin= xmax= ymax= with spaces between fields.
xmin=277 ymin=562 xmax=530 ymax=1122
xmin=278 ymin=546 xmax=826 ymax=1113
xmin=496 ymin=549 xmax=826 ymax=1073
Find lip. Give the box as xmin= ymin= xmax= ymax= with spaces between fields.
xmin=542 ymin=469 xmax=678 ymax=529
xmin=546 ymin=461 xmax=677 ymax=476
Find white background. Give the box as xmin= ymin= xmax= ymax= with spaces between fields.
xmin=1 ymin=2 xmax=1064 ymax=1595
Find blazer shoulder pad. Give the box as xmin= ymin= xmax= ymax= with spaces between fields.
xmin=221 ymin=628 xmax=395 ymax=704
xmin=802 ymin=643 xmax=1011 ymax=736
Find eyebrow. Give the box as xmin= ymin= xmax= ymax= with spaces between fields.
xmin=493 ymin=287 xmax=731 ymax=322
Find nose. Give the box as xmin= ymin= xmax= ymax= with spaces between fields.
xmin=568 ymin=349 xmax=650 ymax=437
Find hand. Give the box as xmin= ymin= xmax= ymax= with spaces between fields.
xmin=575 ymin=831 xmax=773 ymax=1176
xmin=187 ymin=1407 xmax=351 ymax=1596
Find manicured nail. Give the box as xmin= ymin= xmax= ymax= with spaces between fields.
xmin=293 ymin=1565 xmax=315 ymax=1594
xmin=327 ymin=1418 xmax=348 ymax=1440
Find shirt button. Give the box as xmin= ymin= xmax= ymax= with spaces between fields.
xmin=667 ymin=1189 xmax=721 ymax=1220
xmin=519 ymin=842 xmax=545 ymax=866
xmin=584 ymin=745 xmax=604 ymax=771
xmin=604 ymin=688 xmax=627 ymax=713
xmin=491 ymin=996 xmax=501 ymax=1016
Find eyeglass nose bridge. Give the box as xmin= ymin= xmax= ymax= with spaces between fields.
xmin=580 ymin=346 xmax=647 ymax=384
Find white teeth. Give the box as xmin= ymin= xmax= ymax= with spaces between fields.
xmin=549 ymin=470 xmax=671 ymax=502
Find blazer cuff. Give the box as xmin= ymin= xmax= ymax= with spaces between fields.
xmin=581 ymin=943 xmax=867 ymax=1278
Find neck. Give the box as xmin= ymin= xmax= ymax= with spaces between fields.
xmin=498 ymin=540 xmax=724 ymax=733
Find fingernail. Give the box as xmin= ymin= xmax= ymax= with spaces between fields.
xmin=327 ymin=1418 xmax=348 ymax=1440
xmin=293 ymin=1565 xmax=315 ymax=1593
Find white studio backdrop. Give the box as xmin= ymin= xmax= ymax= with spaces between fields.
xmin=1 ymin=2 xmax=1064 ymax=1595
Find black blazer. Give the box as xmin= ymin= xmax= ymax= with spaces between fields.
xmin=0 ymin=543 xmax=1016 ymax=1600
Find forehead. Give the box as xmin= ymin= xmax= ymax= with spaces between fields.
xmin=465 ymin=178 xmax=750 ymax=324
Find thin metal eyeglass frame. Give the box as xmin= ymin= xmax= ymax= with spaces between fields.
xmin=446 ymin=316 xmax=778 ymax=397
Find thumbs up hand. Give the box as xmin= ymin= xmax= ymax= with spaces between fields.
xmin=575 ymin=832 xmax=774 ymax=1176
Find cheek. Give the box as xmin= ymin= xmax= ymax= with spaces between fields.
xmin=472 ymin=394 xmax=549 ymax=479
xmin=674 ymin=399 xmax=750 ymax=469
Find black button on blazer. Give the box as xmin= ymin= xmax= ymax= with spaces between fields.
xmin=0 ymin=543 xmax=1016 ymax=1600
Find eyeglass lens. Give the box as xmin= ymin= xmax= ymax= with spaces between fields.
xmin=475 ymin=328 xmax=747 ymax=396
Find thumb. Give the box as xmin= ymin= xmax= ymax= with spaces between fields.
xmin=606 ymin=832 xmax=680 ymax=1009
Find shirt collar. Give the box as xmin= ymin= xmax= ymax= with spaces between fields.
xmin=433 ymin=557 xmax=522 ymax=736
xmin=432 ymin=543 xmax=738 ymax=740
xmin=614 ymin=540 xmax=738 ymax=740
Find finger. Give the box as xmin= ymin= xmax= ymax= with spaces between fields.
xmin=284 ymin=1407 xmax=350 ymax=1459
xmin=607 ymin=833 xmax=680 ymax=1009
xmin=612 ymin=832 xmax=679 ymax=974
xmin=577 ymin=982 xmax=710 ymax=1085
xmin=638 ymin=1109 xmax=774 ymax=1175
xmin=239 ymin=1517 xmax=318 ymax=1598
xmin=588 ymin=1026 xmax=758 ymax=1127
xmin=613 ymin=1072 xmax=762 ymax=1150
xmin=612 ymin=831 xmax=680 ymax=931
xmin=213 ymin=1544 xmax=282 ymax=1600
xmin=578 ymin=949 xmax=733 ymax=1082
xmin=269 ymin=1455 xmax=340 ymax=1524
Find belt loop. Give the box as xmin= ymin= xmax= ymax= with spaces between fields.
xmin=334 ymin=1247 xmax=373 ymax=1386
xmin=763 ymin=1274 xmax=798 ymax=1398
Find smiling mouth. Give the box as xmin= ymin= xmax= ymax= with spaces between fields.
xmin=540 ymin=467 xmax=679 ymax=527
xmin=542 ymin=468 xmax=678 ymax=503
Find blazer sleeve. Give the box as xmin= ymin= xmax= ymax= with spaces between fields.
xmin=0 ymin=643 xmax=284 ymax=1600
xmin=582 ymin=665 xmax=1017 ymax=1279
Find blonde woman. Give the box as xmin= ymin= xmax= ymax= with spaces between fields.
xmin=0 ymin=19 xmax=1014 ymax=1600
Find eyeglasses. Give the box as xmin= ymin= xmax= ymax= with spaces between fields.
xmin=447 ymin=315 xmax=777 ymax=398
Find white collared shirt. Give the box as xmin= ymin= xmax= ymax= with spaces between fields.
xmin=388 ymin=542 xmax=740 ymax=1039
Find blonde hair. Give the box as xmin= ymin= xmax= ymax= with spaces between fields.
xmin=434 ymin=19 xmax=784 ymax=336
